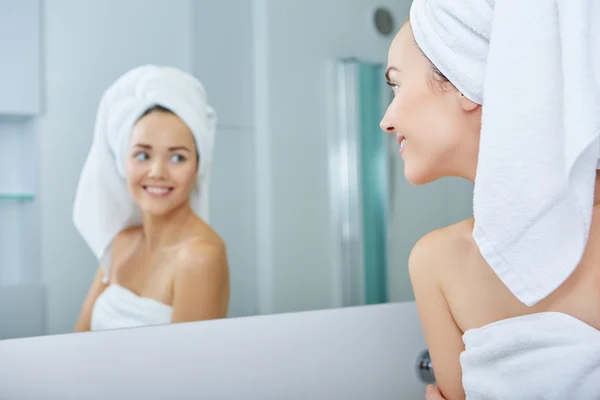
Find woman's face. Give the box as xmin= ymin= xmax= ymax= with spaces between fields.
xmin=126 ymin=110 xmax=199 ymax=216
xmin=380 ymin=22 xmax=482 ymax=185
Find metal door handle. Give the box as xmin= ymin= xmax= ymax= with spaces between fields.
xmin=416 ymin=349 xmax=436 ymax=384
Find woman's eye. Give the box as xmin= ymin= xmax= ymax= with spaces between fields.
xmin=386 ymin=81 xmax=399 ymax=94
xmin=134 ymin=152 xmax=149 ymax=161
xmin=171 ymin=154 xmax=185 ymax=163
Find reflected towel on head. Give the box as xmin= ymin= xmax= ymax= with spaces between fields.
xmin=410 ymin=0 xmax=600 ymax=306
xmin=72 ymin=65 xmax=217 ymax=283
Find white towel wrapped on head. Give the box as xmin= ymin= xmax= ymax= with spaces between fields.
xmin=72 ymin=65 xmax=217 ymax=283
xmin=410 ymin=0 xmax=600 ymax=306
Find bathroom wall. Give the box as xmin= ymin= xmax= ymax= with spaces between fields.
xmin=193 ymin=0 xmax=258 ymax=318
xmin=0 ymin=0 xmax=45 ymax=339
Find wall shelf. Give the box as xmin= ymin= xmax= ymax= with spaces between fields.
xmin=0 ymin=113 xmax=40 ymax=288
xmin=0 ymin=194 xmax=35 ymax=201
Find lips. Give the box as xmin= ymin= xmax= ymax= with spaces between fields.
xmin=398 ymin=135 xmax=406 ymax=154
xmin=143 ymin=185 xmax=174 ymax=197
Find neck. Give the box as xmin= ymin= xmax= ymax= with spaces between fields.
xmin=141 ymin=201 xmax=195 ymax=249
xmin=594 ymin=170 xmax=600 ymax=207
xmin=451 ymin=163 xmax=477 ymax=183
xmin=452 ymin=153 xmax=478 ymax=183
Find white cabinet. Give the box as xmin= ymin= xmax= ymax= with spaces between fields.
xmin=0 ymin=0 xmax=42 ymax=116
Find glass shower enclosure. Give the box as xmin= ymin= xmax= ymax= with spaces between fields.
xmin=330 ymin=58 xmax=394 ymax=307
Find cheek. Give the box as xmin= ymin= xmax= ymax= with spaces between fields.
xmin=172 ymin=164 xmax=198 ymax=187
xmin=125 ymin=161 xmax=146 ymax=185
xmin=393 ymin=98 xmax=429 ymax=152
xmin=399 ymin=92 xmax=454 ymax=146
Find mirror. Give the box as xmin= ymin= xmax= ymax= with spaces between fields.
xmin=0 ymin=0 xmax=472 ymax=340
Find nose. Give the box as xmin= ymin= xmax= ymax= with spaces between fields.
xmin=148 ymin=159 xmax=167 ymax=179
xmin=380 ymin=106 xmax=396 ymax=134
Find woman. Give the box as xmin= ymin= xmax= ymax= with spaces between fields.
xmin=72 ymin=65 xmax=229 ymax=331
xmin=381 ymin=1 xmax=600 ymax=399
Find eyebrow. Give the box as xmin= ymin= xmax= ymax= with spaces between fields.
xmin=132 ymin=143 xmax=192 ymax=152
xmin=385 ymin=67 xmax=399 ymax=82
xmin=168 ymin=146 xmax=191 ymax=152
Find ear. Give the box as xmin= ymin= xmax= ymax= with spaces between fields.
xmin=458 ymin=92 xmax=480 ymax=112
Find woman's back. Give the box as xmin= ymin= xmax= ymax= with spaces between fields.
xmin=428 ymin=208 xmax=600 ymax=399
xmin=407 ymin=203 xmax=600 ymax=399
xmin=443 ymin=208 xmax=600 ymax=334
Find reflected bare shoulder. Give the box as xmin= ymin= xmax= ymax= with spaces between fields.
xmin=170 ymin=234 xmax=230 ymax=322
xmin=175 ymin=234 xmax=228 ymax=272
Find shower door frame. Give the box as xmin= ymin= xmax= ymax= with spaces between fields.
xmin=329 ymin=57 xmax=394 ymax=308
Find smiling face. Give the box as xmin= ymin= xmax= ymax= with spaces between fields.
xmin=125 ymin=107 xmax=199 ymax=216
xmin=379 ymin=22 xmax=482 ymax=185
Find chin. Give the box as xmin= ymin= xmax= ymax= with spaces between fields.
xmin=136 ymin=198 xmax=175 ymax=216
xmin=404 ymin=166 xmax=438 ymax=186
xmin=139 ymin=205 xmax=172 ymax=217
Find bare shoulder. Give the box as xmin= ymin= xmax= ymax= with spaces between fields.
xmin=408 ymin=221 xmax=473 ymax=399
xmin=173 ymin=232 xmax=229 ymax=278
xmin=409 ymin=218 xmax=478 ymax=278
xmin=408 ymin=218 xmax=491 ymax=335
xmin=411 ymin=219 xmax=529 ymax=331
xmin=168 ymin=223 xmax=230 ymax=322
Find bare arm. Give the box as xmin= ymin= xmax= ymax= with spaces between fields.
xmin=74 ymin=266 xmax=109 ymax=332
xmin=409 ymin=231 xmax=466 ymax=400
xmin=425 ymin=385 xmax=447 ymax=400
xmin=170 ymin=241 xmax=230 ymax=323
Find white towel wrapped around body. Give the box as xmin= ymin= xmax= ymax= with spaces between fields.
xmin=460 ymin=312 xmax=600 ymax=399
xmin=72 ymin=65 xmax=217 ymax=283
xmin=410 ymin=0 xmax=600 ymax=306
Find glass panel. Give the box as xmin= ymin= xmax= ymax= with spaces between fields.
xmin=333 ymin=58 xmax=389 ymax=307
xmin=333 ymin=59 xmax=364 ymax=307
xmin=358 ymin=63 xmax=388 ymax=305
